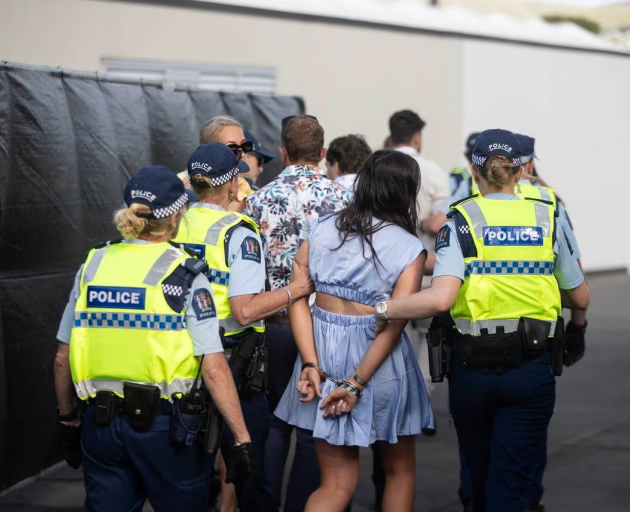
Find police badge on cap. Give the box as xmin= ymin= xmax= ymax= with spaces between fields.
xmin=471 ymin=129 xmax=525 ymax=167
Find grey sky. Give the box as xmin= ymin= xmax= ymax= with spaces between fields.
xmin=520 ymin=0 xmax=627 ymax=7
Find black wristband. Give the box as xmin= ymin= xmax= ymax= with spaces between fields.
xmin=58 ymin=407 xmax=78 ymax=422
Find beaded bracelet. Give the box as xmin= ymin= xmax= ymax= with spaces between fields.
xmin=342 ymin=381 xmax=362 ymax=398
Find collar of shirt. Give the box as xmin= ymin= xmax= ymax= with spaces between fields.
xmin=394 ymin=146 xmax=419 ymax=157
xmin=485 ymin=192 xmax=520 ymax=200
xmin=122 ymin=239 xmax=157 ymax=245
xmin=279 ymin=164 xmax=327 ymax=178
xmin=190 ymin=202 xmax=226 ymax=211
xmin=334 ymin=173 xmax=357 ymax=190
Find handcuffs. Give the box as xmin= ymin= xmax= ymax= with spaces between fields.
xmin=301 ymin=362 xmax=362 ymax=397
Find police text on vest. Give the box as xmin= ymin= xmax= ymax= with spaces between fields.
xmin=482 ymin=227 xmax=543 ymax=246
xmin=87 ymin=286 xmax=147 ymax=310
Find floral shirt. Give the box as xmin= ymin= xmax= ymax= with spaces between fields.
xmin=334 ymin=174 xmax=357 ymax=191
xmin=245 ymin=165 xmax=352 ymax=290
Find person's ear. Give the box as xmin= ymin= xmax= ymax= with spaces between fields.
xmin=279 ymin=146 xmax=288 ymax=166
xmin=320 ymin=148 xmax=327 ymax=163
xmin=471 ymin=165 xmax=480 ymax=183
xmin=412 ymin=131 xmax=422 ymax=150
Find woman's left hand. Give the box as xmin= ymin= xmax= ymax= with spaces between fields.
xmin=320 ymin=386 xmax=358 ymax=418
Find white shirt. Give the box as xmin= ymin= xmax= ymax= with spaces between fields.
xmin=395 ymin=146 xmax=450 ymax=250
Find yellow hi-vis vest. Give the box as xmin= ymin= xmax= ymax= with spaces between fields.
xmin=175 ymin=205 xmax=265 ymax=336
xmin=449 ymin=196 xmax=561 ymax=336
xmin=516 ymin=182 xmax=557 ymax=209
xmin=70 ymin=242 xmax=200 ymax=400
xmin=450 ymin=167 xmax=478 ymax=195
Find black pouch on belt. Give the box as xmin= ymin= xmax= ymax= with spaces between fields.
xmin=123 ymin=382 xmax=161 ymax=432
xmin=518 ymin=317 xmax=551 ymax=356
xmin=550 ymin=317 xmax=565 ymax=377
xmin=94 ymin=390 xmax=117 ymax=426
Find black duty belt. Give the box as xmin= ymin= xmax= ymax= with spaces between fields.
xmin=87 ymin=396 xmax=172 ymax=416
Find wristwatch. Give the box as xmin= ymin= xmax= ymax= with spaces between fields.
xmin=375 ymin=301 xmax=389 ymax=321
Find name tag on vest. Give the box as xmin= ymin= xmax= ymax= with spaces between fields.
xmin=87 ymin=286 xmax=146 ymax=309
xmin=182 ymin=243 xmax=206 ymax=259
xmin=483 ymin=227 xmax=543 ymax=246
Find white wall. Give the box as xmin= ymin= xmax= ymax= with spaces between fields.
xmin=0 ymin=0 xmax=463 ymax=167
xmin=462 ymin=40 xmax=630 ymax=272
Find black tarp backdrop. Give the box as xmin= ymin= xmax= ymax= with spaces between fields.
xmin=0 ymin=61 xmax=304 ymax=492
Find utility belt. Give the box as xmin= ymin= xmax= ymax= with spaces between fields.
xmin=224 ymin=328 xmax=268 ymax=396
xmin=427 ymin=316 xmax=565 ymax=380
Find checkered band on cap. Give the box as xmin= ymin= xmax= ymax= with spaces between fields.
xmin=472 ymin=155 xmax=487 ymax=166
xmin=152 ymin=193 xmax=188 ymax=219
xmin=209 ymin=167 xmax=239 ymax=187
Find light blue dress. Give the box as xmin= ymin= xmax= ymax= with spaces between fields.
xmin=274 ymin=215 xmax=434 ymax=447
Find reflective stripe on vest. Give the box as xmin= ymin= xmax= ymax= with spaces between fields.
xmin=175 ymin=206 xmax=265 ymax=336
xmin=74 ymin=311 xmax=185 ymax=330
xmin=517 ymin=183 xmax=558 ymax=210
xmin=466 ymin=260 xmax=554 ymax=276
xmin=450 ymin=196 xmax=561 ymax=336
xmin=70 ymin=242 xmax=200 ymax=400
xmin=73 ymin=378 xmax=196 ymax=401
xmin=454 ymin=318 xmax=557 ymax=336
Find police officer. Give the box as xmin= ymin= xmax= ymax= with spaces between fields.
xmin=53 ymin=166 xmax=256 ymax=512
xmin=174 ymin=143 xmax=313 ymax=512
xmin=373 ymin=129 xmax=590 ymax=512
xmin=514 ymin=134 xmax=588 ymax=512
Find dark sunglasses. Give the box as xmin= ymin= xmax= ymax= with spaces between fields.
xmin=281 ymin=115 xmax=318 ymax=129
xmin=227 ymin=141 xmax=254 ymax=157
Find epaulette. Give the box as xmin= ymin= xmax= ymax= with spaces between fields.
xmin=523 ymin=197 xmax=558 ymax=217
xmin=168 ymin=240 xmax=200 ymax=258
xmin=446 ymin=194 xmax=479 ymax=218
xmin=92 ymin=238 xmax=123 ymax=250
xmin=181 ymin=257 xmax=208 ymax=276
xmin=523 ymin=197 xmax=554 ymax=206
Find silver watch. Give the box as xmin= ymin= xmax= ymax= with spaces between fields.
xmin=375 ymin=300 xmax=389 ymax=321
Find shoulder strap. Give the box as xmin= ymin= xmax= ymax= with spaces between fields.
xmin=168 ymin=240 xmax=202 ymax=258
xmin=162 ymin=258 xmax=209 ymax=313
xmin=446 ymin=193 xmax=480 ymax=218
xmin=523 ymin=197 xmax=554 ymax=207
xmin=450 ymin=211 xmax=477 ymax=259
xmin=91 ymin=238 xmax=123 ymax=250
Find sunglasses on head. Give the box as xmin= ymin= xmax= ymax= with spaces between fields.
xmin=281 ymin=115 xmax=319 ymax=129
xmin=227 ymin=141 xmax=254 ymax=157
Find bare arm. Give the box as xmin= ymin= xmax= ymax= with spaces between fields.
xmin=385 ymin=275 xmax=462 ymax=321
xmin=561 ymin=281 xmax=590 ymax=311
xmin=202 ymin=354 xmax=251 ymax=444
xmin=421 ymin=213 xmax=448 ymax=237
xmin=288 ymin=241 xmax=318 ymax=365
xmin=424 ymin=251 xmax=436 ymax=276
xmin=54 ymin=343 xmax=75 ymax=416
xmin=351 ymin=253 xmax=426 ymax=385
xmin=229 ymin=263 xmax=312 ymax=325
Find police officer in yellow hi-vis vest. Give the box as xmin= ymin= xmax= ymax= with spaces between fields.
xmin=53 ymin=166 xmax=257 ymax=512
xmin=372 ymin=130 xmax=590 ymax=512
xmin=174 ymin=142 xmax=313 ymax=512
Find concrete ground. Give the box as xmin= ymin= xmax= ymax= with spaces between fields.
xmin=1 ymin=273 xmax=628 ymax=512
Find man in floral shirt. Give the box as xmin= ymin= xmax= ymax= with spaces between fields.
xmin=245 ymin=115 xmax=351 ymax=512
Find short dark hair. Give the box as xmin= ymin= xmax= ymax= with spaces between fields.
xmin=389 ymin=110 xmax=426 ymax=145
xmin=326 ymin=135 xmax=372 ymax=176
xmin=281 ymin=116 xmax=324 ymax=164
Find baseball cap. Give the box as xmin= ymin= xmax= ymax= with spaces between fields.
xmin=244 ymin=130 xmax=277 ymax=163
xmin=472 ymin=129 xmax=524 ymax=167
xmin=187 ymin=142 xmax=249 ymax=187
xmin=125 ymin=166 xmax=198 ymax=219
xmin=465 ymin=132 xmax=481 ymax=156
xmin=515 ymin=134 xmax=537 ymax=164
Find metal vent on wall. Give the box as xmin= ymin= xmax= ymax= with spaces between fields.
xmin=102 ymin=57 xmax=276 ymax=93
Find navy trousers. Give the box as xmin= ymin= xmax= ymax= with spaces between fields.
xmin=220 ymin=391 xmax=276 ymax=512
xmin=449 ymin=353 xmax=555 ymax=512
xmin=264 ymin=323 xmax=320 ymax=512
xmin=82 ymin=404 xmax=211 ymax=512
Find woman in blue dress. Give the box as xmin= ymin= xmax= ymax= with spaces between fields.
xmin=275 ymin=150 xmax=434 ymax=512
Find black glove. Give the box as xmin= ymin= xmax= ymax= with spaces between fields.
xmin=564 ymin=320 xmax=587 ymax=367
xmin=225 ymin=442 xmax=258 ymax=505
xmin=59 ymin=422 xmax=83 ymax=469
